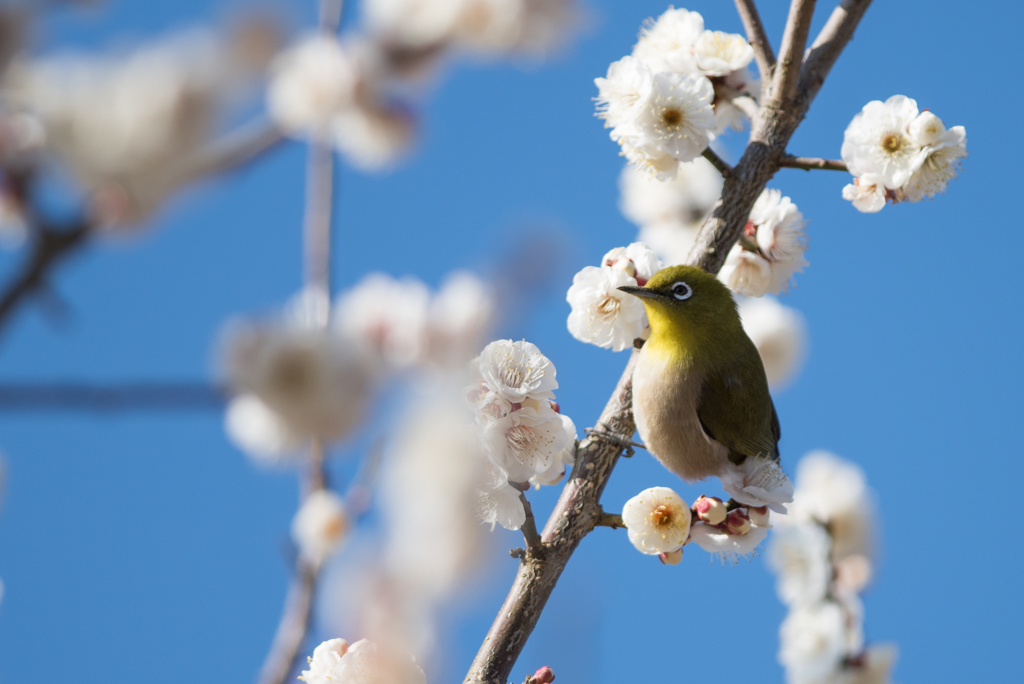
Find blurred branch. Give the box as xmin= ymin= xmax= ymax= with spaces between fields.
xmin=173 ymin=120 xmax=284 ymax=184
xmin=468 ymin=3 xmax=876 ymax=683
xmin=779 ymin=155 xmax=848 ymax=171
xmin=256 ymin=559 xmax=318 ymax=684
xmin=734 ymin=0 xmax=776 ymax=83
xmin=0 ymin=381 xmax=224 ymax=411
xmin=771 ymin=0 xmax=817 ymax=103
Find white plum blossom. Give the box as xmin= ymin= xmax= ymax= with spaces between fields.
xmin=267 ymin=35 xmax=362 ymax=138
xmin=224 ymin=393 xmax=304 ymax=464
xmin=835 ymin=644 xmax=899 ymax=684
xmin=601 ymin=241 xmax=663 ymax=285
xmin=530 ymin=412 xmax=577 ymax=486
xmin=484 ymin=405 xmax=568 ymax=484
xmin=335 ymin=273 xmax=431 ymax=369
xmin=299 ymin=638 xmax=426 ymax=684
xmin=778 ymin=602 xmax=849 ymax=684
xmin=478 ymin=462 xmax=526 ymax=531
xmin=619 ymin=156 xmax=721 ymax=227
xmin=637 ymin=219 xmax=701 ymax=266
xmin=902 ymin=118 xmax=967 ymax=202
xmin=332 ymin=104 xmax=415 ymax=172
xmin=223 ymin=320 xmax=371 ymax=443
xmin=767 ymin=523 xmax=832 ymax=607
xmin=617 ymin=71 xmax=716 ymax=175
xmin=841 ymin=95 xmax=922 ymax=190
xmin=631 ymin=7 xmax=704 ymax=75
xmin=718 ymin=456 xmax=794 ymax=514
xmin=292 ymin=489 xmax=349 ymax=565
xmin=694 ymin=30 xmax=753 ymax=77
xmin=738 ymin=295 xmax=808 ymax=389
xmin=566 ymin=265 xmax=647 ymax=351
xmin=719 ymin=188 xmax=808 ymax=296
xmin=595 ymin=55 xmax=654 ymax=131
xmin=471 ymin=339 xmax=557 ymax=403
xmin=842 ymin=174 xmax=887 ymax=214
xmin=689 ymin=520 xmax=768 ymax=563
xmin=622 ymin=487 xmax=692 ymax=555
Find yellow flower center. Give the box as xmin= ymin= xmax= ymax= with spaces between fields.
xmin=661 ymin=107 xmax=683 ymax=127
xmin=882 ymin=132 xmax=905 ymax=154
xmin=651 ymin=504 xmax=674 ymax=527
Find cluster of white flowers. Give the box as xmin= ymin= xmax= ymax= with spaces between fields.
xmin=622 ymin=484 xmax=775 ymax=566
xmin=769 ymin=452 xmax=896 ymax=684
xmin=566 ymin=242 xmax=663 ymax=352
xmin=223 ymin=272 xmax=494 ymax=465
xmin=364 ymin=0 xmax=576 ymax=57
xmin=3 ymin=30 xmax=233 ymax=227
xmin=595 ymin=8 xmax=757 ymax=179
xmin=719 ymin=188 xmax=808 ymax=297
xmin=299 ymin=637 xmax=426 ymax=684
xmin=468 ymin=339 xmax=577 ymax=530
xmin=841 ymin=95 xmax=967 ymax=213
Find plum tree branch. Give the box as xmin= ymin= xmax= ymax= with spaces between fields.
xmin=702 ymin=148 xmax=733 ymax=178
xmin=771 ymin=0 xmax=817 ymax=103
xmin=467 ymin=3 xmax=875 ymax=683
xmin=779 ymin=155 xmax=848 ymax=171
xmin=733 ymin=0 xmax=776 ymax=83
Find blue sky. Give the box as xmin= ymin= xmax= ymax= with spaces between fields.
xmin=0 ymin=1 xmax=1019 ymax=683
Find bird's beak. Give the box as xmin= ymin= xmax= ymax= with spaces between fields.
xmin=618 ymin=285 xmax=661 ymax=300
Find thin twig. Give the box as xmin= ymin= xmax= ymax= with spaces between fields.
xmin=779 ymin=155 xmax=848 ymax=171
xmin=730 ymin=94 xmax=760 ymax=121
xmin=771 ymin=0 xmax=818 ymax=103
xmin=519 ymin=491 xmax=543 ymax=555
xmin=734 ymin=0 xmax=776 ymax=83
xmin=799 ymin=0 xmax=875 ymax=103
xmin=255 ymin=560 xmax=318 ymax=684
xmin=594 ymin=511 xmax=625 ymax=529
xmin=701 ymin=148 xmax=733 ymax=178
xmin=173 ymin=120 xmax=284 ymax=184
xmin=0 ymin=381 xmax=224 ymax=411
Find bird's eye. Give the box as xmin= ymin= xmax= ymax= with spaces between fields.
xmin=671 ymin=281 xmax=692 ymax=301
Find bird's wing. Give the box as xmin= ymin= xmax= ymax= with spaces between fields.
xmin=696 ymin=348 xmax=779 ymax=462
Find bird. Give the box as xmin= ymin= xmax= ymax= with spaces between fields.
xmin=618 ymin=264 xmax=780 ymax=483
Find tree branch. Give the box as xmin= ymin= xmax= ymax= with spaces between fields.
xmin=730 ymin=94 xmax=760 ymax=122
xmin=256 ymin=559 xmax=318 ymax=684
xmin=799 ymin=0 xmax=874 ymax=104
xmin=467 ymin=4 xmax=877 ymax=683
xmin=701 ymin=148 xmax=733 ymax=178
xmin=594 ymin=511 xmax=625 ymax=529
xmin=519 ymin=492 xmax=543 ymax=555
xmin=0 ymin=381 xmax=224 ymax=411
xmin=779 ymin=155 xmax=848 ymax=171
xmin=770 ymin=0 xmax=817 ymax=103
xmin=733 ymin=0 xmax=776 ymax=83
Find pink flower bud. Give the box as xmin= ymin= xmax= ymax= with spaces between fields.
xmin=549 ymin=401 xmax=561 ymax=414
xmin=725 ymin=508 xmax=751 ymax=535
xmin=692 ymin=495 xmax=728 ymax=525
xmin=532 ymin=667 xmax=556 ymax=684
xmin=748 ymin=505 xmax=770 ymax=527
xmin=610 ymin=257 xmax=637 ymax=278
xmin=658 ymin=548 xmax=683 ymax=565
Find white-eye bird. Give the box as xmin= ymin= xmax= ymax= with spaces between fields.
xmin=618 ymin=265 xmax=780 ymax=482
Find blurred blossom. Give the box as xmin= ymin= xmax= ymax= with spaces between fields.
xmin=600 ymin=242 xmax=662 ymax=286
xmin=767 ymin=523 xmax=832 ymax=607
xmin=478 ymin=461 xmax=525 ymax=530
xmin=222 ymin=315 xmax=372 ymax=445
xmin=719 ymin=188 xmax=808 ymax=297
xmin=364 ymin=0 xmax=576 ymax=58
xmin=619 ymin=157 xmax=720 ymax=234
xmin=426 ymin=270 xmax=495 ymax=368
xmin=223 ymin=393 xmax=305 ymax=464
xmin=299 ymin=638 xmax=426 ymax=684
xmin=718 ymin=456 xmax=794 ymax=514
xmin=737 ymin=295 xmax=808 ymax=389
xmin=335 ymin=273 xmax=431 ymax=370
xmin=779 ymin=601 xmax=849 ymax=684
xmin=5 ymin=30 xmax=232 ymax=227
xmin=622 ymin=486 xmax=691 ymax=555
xmin=332 ymin=103 xmax=415 ymax=172
xmin=836 ymin=644 xmax=898 ymax=684
xmin=292 ymin=489 xmax=350 ymax=566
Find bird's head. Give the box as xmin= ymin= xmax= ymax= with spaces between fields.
xmin=618 ymin=265 xmax=741 ymax=354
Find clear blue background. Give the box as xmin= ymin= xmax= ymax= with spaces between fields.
xmin=0 ymin=1 xmax=1016 ymax=682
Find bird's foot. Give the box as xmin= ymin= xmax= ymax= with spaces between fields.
xmin=584 ymin=428 xmax=647 ymax=457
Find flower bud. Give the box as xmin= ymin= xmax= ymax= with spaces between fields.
xmin=725 ymin=508 xmax=751 ymax=535
xmin=909 ymin=110 xmax=945 ymax=146
xmin=611 ymin=257 xmax=637 ymax=279
xmin=748 ymin=505 xmax=770 ymax=527
xmin=658 ymin=548 xmax=683 ymax=565
xmin=532 ymin=666 xmax=556 ymax=684
xmin=692 ymin=495 xmax=728 ymax=525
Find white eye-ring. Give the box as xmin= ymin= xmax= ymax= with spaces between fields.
xmin=671 ymin=281 xmax=693 ymax=301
